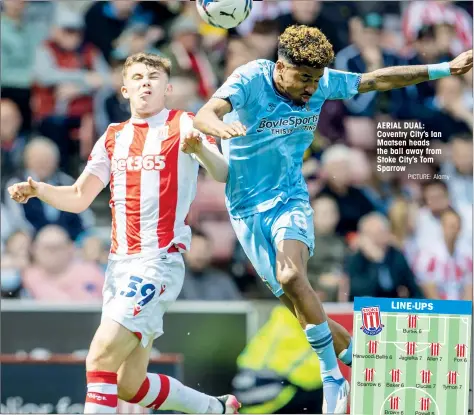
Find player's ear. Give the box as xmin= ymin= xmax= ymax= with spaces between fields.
xmin=121 ymin=86 xmax=129 ymax=100
xmin=165 ymin=82 xmax=173 ymax=97
xmin=276 ymin=60 xmax=285 ymax=74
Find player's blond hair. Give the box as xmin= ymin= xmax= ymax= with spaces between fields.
xmin=122 ymin=52 xmax=172 ymax=78
xmin=278 ymin=25 xmax=334 ymax=69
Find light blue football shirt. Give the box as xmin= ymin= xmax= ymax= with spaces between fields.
xmin=212 ymin=59 xmax=361 ymax=219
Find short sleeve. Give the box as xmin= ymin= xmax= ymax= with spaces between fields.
xmin=84 ymin=133 xmax=111 ymax=187
xmin=211 ymin=61 xmax=262 ymax=111
xmin=179 ymin=111 xmax=217 ymax=161
xmin=319 ymin=68 xmax=362 ymax=100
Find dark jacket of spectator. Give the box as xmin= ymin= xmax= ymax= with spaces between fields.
xmin=319 ymin=184 xmax=376 ymax=236
xmin=346 ymin=246 xmax=424 ymax=300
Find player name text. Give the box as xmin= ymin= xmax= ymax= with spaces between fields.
xmin=399 ymin=356 xmax=420 ymax=361
xmin=353 ymin=353 xmax=392 ymax=360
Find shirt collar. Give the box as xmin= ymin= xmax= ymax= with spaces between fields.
xmin=130 ymin=108 xmax=169 ymax=127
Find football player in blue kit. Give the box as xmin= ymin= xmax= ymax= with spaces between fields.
xmin=194 ymin=24 xmax=472 ymax=413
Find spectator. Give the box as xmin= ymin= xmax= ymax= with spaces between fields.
xmin=335 ymin=13 xmax=407 ymax=117
xmin=32 ymin=7 xmax=111 ymax=170
xmin=180 ymin=229 xmax=242 ymax=301
xmin=415 ymin=180 xmax=472 ymax=250
xmin=402 ymin=1 xmax=472 ymax=57
xmin=307 ymin=196 xmax=348 ymax=302
xmin=1 ymin=0 xmax=36 ymax=133
xmin=1 ymin=199 xmax=32 ymax=252
xmin=346 ymin=213 xmax=424 ymax=300
xmin=1 ymin=230 xmax=32 ymax=298
xmin=425 ymin=76 xmax=473 ymax=140
xmin=78 ymin=233 xmax=109 ymax=273
xmin=397 ymin=25 xmax=452 ymax=121
xmin=94 ymin=53 xmax=131 ymax=132
xmin=388 ymin=197 xmax=419 ymax=267
xmin=441 ymin=133 xmax=473 ymax=207
xmin=279 ymin=0 xmax=353 ymax=54
xmin=166 ymin=76 xmax=205 ymax=114
xmin=1 ymin=99 xmax=27 ymax=180
xmin=318 ymin=145 xmax=378 ymax=237
xmin=4 ymin=137 xmax=95 ymax=241
xmin=22 ymin=225 xmax=104 ymax=301
xmin=84 ymin=0 xmax=163 ymax=63
xmin=162 ymin=16 xmax=218 ymax=100
xmin=415 ymin=209 xmax=472 ymax=300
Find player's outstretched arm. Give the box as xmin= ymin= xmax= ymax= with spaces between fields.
xmin=8 ymin=171 xmax=105 ymax=214
xmin=181 ymin=130 xmax=229 ymax=183
xmin=358 ymin=49 xmax=472 ymax=93
xmin=194 ymin=98 xmax=247 ymax=140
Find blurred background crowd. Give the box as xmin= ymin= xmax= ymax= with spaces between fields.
xmin=1 ymin=0 xmax=473 ymax=304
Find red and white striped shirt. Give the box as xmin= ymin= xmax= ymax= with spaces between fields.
xmin=402 ymin=1 xmax=472 ymax=55
xmin=390 ymin=396 xmax=401 ymax=410
xmin=447 ymin=371 xmax=459 ymax=385
xmin=389 ymin=369 xmax=402 ymax=383
xmin=364 ymin=368 xmax=376 ymax=382
xmin=420 ymin=369 xmax=433 ymax=384
xmin=430 ymin=342 xmax=441 ymax=357
xmin=85 ymin=109 xmax=216 ymax=259
xmin=420 ymin=397 xmax=431 ymax=411
xmin=455 ymin=343 xmax=467 ymax=358
xmin=414 ymin=243 xmax=472 ymax=300
xmin=367 ymin=340 xmax=378 ymax=354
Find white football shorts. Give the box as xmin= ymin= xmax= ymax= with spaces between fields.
xmin=101 ymin=249 xmax=185 ymax=348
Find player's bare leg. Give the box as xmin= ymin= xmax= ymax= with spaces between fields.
xmin=275 ymin=239 xmax=349 ymax=414
xmin=85 ymin=318 xmax=140 ymax=413
xmin=117 ymin=335 xmax=240 ymax=413
xmin=279 ymin=295 xmax=353 ymax=365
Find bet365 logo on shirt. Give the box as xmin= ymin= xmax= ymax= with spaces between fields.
xmin=112 ymin=155 xmax=165 ymax=172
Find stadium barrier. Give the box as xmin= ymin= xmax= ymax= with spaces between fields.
xmin=0 ymin=354 xmax=183 ymax=414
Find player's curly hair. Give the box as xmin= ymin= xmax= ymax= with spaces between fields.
xmin=278 ymin=25 xmax=334 ymax=69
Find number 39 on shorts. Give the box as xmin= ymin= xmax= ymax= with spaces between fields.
xmin=120 ymin=276 xmax=156 ymax=308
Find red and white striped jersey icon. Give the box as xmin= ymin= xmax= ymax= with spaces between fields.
xmin=389 ymin=396 xmax=401 ymax=410
xmin=420 ymin=397 xmax=431 ymax=411
xmin=430 ymin=342 xmax=441 ymax=356
xmin=420 ymin=370 xmax=433 ymax=384
xmin=406 ymin=341 xmax=417 ymax=355
xmin=447 ymin=371 xmax=459 ymax=385
xmin=389 ymin=369 xmax=402 ymax=383
xmin=364 ymin=368 xmax=376 ymax=382
xmin=367 ymin=340 xmax=379 ymax=354
xmin=455 ymin=343 xmax=467 ymax=358
xmin=407 ymin=314 xmax=419 ymax=328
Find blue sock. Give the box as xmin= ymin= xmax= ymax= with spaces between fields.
xmin=338 ymin=337 xmax=353 ymax=366
xmin=305 ymin=321 xmax=343 ymax=381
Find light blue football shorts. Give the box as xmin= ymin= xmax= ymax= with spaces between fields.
xmin=230 ymin=199 xmax=315 ymax=297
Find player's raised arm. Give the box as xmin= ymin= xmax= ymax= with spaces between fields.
xmin=8 ymin=132 xmax=111 ymax=213
xmin=194 ymin=61 xmax=263 ymax=139
xmin=193 ymin=98 xmax=246 ymax=140
xmin=8 ymin=171 xmax=104 ymax=214
xmin=180 ymin=112 xmax=229 ymax=183
xmin=358 ymin=49 xmax=472 ymax=93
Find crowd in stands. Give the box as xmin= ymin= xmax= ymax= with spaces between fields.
xmin=1 ymin=0 xmax=472 ymax=303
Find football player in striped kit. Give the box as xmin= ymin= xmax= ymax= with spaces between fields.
xmin=8 ymin=52 xmax=240 ymax=414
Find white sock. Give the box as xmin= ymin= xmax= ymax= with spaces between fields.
xmin=129 ymin=373 xmax=216 ymax=413
xmin=84 ymin=371 xmax=118 ymax=413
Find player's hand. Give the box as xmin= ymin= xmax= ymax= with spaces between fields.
xmin=449 ymin=49 xmax=473 ymax=75
xmin=181 ymin=130 xmax=203 ymax=154
xmin=8 ymin=177 xmax=40 ymax=204
xmin=218 ymin=121 xmax=247 ymax=140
